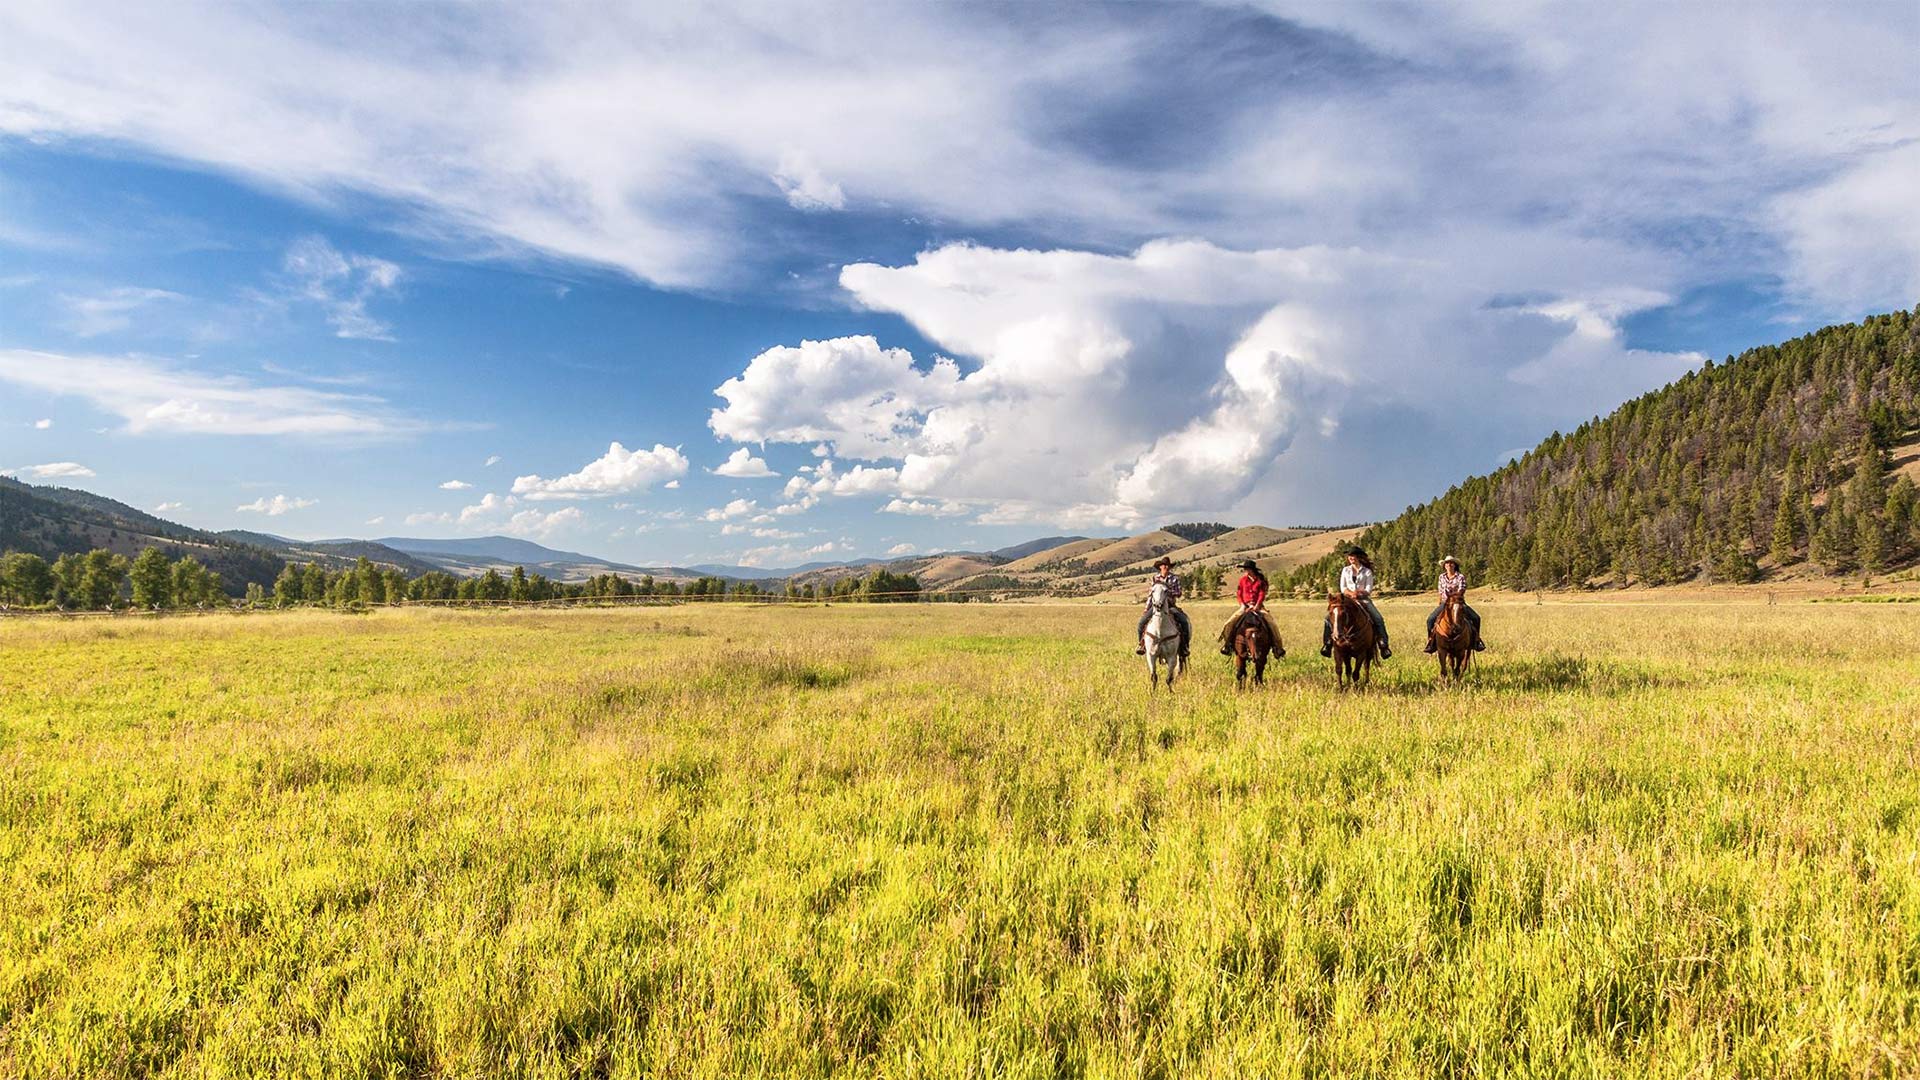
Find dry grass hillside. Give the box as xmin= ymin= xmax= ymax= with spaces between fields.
xmin=1115 ymin=526 xmax=1313 ymax=573
xmin=996 ymin=537 xmax=1116 ymax=574
xmin=1063 ymin=530 xmax=1190 ymax=572
xmin=1241 ymin=525 xmax=1366 ymax=572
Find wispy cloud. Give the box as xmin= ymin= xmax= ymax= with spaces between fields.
xmin=59 ymin=286 xmax=184 ymax=338
xmin=280 ymin=236 xmax=402 ymax=340
xmin=236 ymin=494 xmax=315 ymax=515
xmin=155 ymin=501 xmax=186 ymax=512
xmin=439 ymin=479 xmax=471 ymax=490
xmin=0 ymin=349 xmax=443 ymax=438
xmin=5 ymin=461 xmax=95 ymax=479
xmin=32 ymin=418 xmax=52 ymax=429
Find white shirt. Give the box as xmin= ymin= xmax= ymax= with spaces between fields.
xmin=1340 ymin=564 xmax=1374 ymax=596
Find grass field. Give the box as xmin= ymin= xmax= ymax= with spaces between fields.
xmin=3 ymin=598 xmax=1918 ymax=1077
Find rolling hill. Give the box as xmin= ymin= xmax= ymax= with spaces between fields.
xmin=1 ymin=476 xmax=290 ymax=594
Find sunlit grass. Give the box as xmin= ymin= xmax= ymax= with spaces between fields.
xmin=2 ymin=598 xmax=1917 ymax=1077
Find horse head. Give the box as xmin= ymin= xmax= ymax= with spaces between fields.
xmin=1149 ymin=581 xmax=1171 ymax=611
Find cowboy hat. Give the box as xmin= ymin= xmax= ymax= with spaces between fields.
xmin=1239 ymin=559 xmax=1259 ymax=571
xmin=1154 ymin=555 xmax=1174 ymax=567
xmin=1439 ymin=555 xmax=1460 ymax=566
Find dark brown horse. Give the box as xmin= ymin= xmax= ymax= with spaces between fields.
xmin=1432 ymin=596 xmax=1473 ymax=681
xmin=1326 ymin=592 xmax=1375 ymax=689
xmin=1231 ymin=611 xmax=1281 ymax=688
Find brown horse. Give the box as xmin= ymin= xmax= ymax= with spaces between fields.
xmin=1231 ymin=611 xmax=1282 ymax=688
xmin=1431 ymin=596 xmax=1473 ymax=681
xmin=1326 ymin=592 xmax=1375 ymax=689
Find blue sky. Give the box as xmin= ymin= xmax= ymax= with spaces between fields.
xmin=2 ymin=3 xmax=1916 ymax=567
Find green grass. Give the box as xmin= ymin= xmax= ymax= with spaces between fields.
xmin=3 ymin=598 xmax=1918 ymax=1077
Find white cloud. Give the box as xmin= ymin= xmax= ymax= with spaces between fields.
xmin=365 ymin=515 xmax=385 ymax=525
xmin=713 ymin=239 xmax=1703 ymax=524
xmin=711 ymin=446 xmax=777 ymax=478
xmin=772 ymin=149 xmax=846 ymax=212
xmin=886 ymin=542 xmax=916 ymax=556
xmin=511 ymin=441 xmax=689 ymax=499
xmin=0 ymin=349 xmax=435 ymax=437
xmin=881 ymin=498 xmax=967 ymax=517
xmin=701 ymin=497 xmax=757 ymax=522
xmin=59 ymin=286 xmax=183 ymax=338
xmin=736 ymin=540 xmax=842 ymax=569
xmin=407 ymin=493 xmax=584 ymax=539
xmin=236 ymin=494 xmax=315 ymax=515
xmin=484 ymin=454 xmax=502 ymax=467
xmin=1 ymin=4 xmax=1910 ymax=314
xmin=154 ymin=501 xmax=186 ymax=512
xmin=6 ymin=461 xmax=95 ymax=479
xmin=281 ymin=236 xmax=402 ymax=340
xmin=33 ymin=418 xmax=52 ymax=429
xmin=664 ymin=479 xmax=680 ymax=489
xmin=439 ymin=479 xmax=472 ymax=490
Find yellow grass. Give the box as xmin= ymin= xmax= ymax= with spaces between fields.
xmin=3 ymin=598 xmax=1918 ymax=1077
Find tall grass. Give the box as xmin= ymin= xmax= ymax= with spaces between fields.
xmin=2 ymin=598 xmax=1917 ymax=1077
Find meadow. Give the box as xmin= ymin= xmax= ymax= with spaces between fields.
xmin=2 ymin=597 xmax=1917 ymax=1078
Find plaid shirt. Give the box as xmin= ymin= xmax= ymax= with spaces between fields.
xmin=1437 ymin=570 xmax=1466 ymax=602
xmin=1146 ymin=571 xmax=1182 ymax=608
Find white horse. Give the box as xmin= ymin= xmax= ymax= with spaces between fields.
xmin=1142 ymin=580 xmax=1184 ymax=691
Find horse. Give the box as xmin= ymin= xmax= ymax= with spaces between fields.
xmin=1231 ymin=610 xmax=1281 ymax=688
xmin=1142 ymin=580 xmax=1184 ymax=691
xmin=1431 ymin=595 xmax=1473 ymax=681
xmin=1326 ymin=592 xmax=1375 ymax=690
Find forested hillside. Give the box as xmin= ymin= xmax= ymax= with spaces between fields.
xmin=1279 ymin=308 xmax=1920 ymax=593
xmin=0 ymin=476 xmax=284 ymax=593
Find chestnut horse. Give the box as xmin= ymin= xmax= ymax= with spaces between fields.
xmin=1326 ymin=592 xmax=1375 ymax=689
xmin=1432 ymin=596 xmax=1473 ymax=681
xmin=1231 ymin=611 xmax=1282 ymax=688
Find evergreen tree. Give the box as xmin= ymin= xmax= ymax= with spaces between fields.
xmin=1768 ymin=481 xmax=1799 ymax=564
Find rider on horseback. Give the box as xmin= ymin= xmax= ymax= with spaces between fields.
xmin=1134 ymin=555 xmax=1192 ymax=660
xmin=1219 ymin=559 xmax=1283 ymax=655
xmin=1321 ymin=546 xmax=1391 ymax=659
xmin=1424 ymin=555 xmax=1487 ymax=652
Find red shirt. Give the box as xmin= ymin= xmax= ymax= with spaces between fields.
xmin=1237 ymin=574 xmax=1266 ymax=606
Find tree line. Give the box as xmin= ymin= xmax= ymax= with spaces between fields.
xmin=1276 ymin=308 xmax=1920 ymax=594
xmin=0 ymin=548 xmax=924 ymax=611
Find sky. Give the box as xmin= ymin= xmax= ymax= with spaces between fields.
xmin=1 ymin=2 xmax=1916 ymax=568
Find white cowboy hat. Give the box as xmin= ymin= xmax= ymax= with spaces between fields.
xmin=1438 ymin=555 xmax=1461 ymax=566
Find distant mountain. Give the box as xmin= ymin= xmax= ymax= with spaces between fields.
xmin=218 ymin=531 xmax=441 ymax=576
xmin=686 ymin=558 xmax=884 ymax=579
xmin=374 ymin=534 xmax=702 ymax=584
xmin=989 ymin=535 xmax=1088 ymax=560
xmin=375 ymin=535 xmax=610 ymax=564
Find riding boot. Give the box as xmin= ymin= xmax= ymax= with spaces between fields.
xmin=1472 ymin=636 xmax=1487 ymax=652
xmin=1423 ymin=638 xmax=1437 ymax=653
xmin=1319 ymin=623 xmax=1331 ymax=658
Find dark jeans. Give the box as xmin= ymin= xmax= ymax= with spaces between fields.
xmin=1427 ymin=604 xmax=1481 ymax=637
xmin=1322 ymin=599 xmax=1387 ymax=648
xmin=1138 ymin=608 xmax=1191 ymax=653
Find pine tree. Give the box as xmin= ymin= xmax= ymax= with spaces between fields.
xmin=1769 ymin=481 xmax=1799 ymax=563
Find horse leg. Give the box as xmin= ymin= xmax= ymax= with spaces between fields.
xmin=1254 ymin=651 xmax=1266 ymax=685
